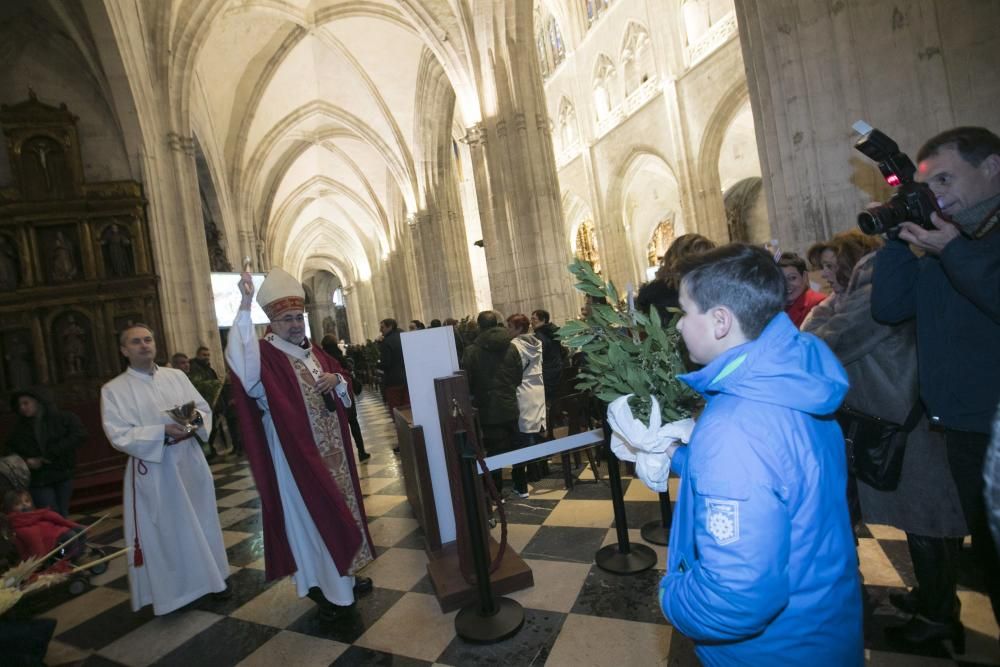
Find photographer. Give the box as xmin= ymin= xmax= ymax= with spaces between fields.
xmin=871 ymin=127 xmax=1000 ymax=645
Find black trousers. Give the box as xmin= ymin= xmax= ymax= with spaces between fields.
xmin=945 ymin=430 xmax=1000 ymax=625
xmin=906 ymin=532 xmax=962 ymax=622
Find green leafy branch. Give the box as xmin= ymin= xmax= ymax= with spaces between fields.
xmin=558 ymin=259 xmax=696 ymax=425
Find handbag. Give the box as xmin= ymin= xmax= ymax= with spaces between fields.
xmin=836 ymin=401 xmax=922 ymax=491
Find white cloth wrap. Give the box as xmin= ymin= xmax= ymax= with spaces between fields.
xmin=607 ymin=394 xmax=694 ymax=492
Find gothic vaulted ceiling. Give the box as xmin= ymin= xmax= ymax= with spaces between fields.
xmin=185 ymin=0 xmax=483 ymax=287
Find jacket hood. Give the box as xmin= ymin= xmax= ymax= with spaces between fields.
xmin=511 ymin=333 xmax=542 ymax=361
xmin=8 ymin=386 xmax=54 ymax=414
xmin=679 ymin=312 xmax=848 ymax=416
xmin=474 ymin=326 xmax=514 ymax=352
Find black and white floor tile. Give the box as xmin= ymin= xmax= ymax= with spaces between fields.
xmin=17 ymin=391 xmax=1000 ymax=666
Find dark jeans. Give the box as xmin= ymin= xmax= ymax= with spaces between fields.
xmin=347 ymin=404 xmax=366 ymax=455
xmin=482 ymin=421 xmax=518 ymax=494
xmin=511 ymin=432 xmax=536 ymax=495
xmin=945 ymin=430 xmax=1000 ymax=625
xmin=30 ymin=478 xmax=73 ymax=517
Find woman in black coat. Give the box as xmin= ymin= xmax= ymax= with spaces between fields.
xmin=5 ymin=387 xmax=85 ymax=516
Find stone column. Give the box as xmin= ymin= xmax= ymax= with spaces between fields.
xmin=735 ymin=0 xmax=1000 ymax=249
xmin=467 ymin=3 xmax=578 ymax=323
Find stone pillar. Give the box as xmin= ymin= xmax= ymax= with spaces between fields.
xmin=467 ymin=2 xmax=578 ymax=323
xmin=735 ymin=0 xmax=1000 ymax=249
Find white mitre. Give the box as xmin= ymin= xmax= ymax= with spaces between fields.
xmin=256 ymin=267 xmax=305 ymax=319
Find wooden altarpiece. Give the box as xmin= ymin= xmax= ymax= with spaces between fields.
xmin=0 ymin=91 xmax=166 ymax=509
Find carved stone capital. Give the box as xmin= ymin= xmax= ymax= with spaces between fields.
xmin=461 ymin=123 xmax=487 ymax=146
xmin=166 ymin=132 xmax=195 ymax=156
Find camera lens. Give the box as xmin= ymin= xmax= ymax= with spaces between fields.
xmin=857 ymin=210 xmax=885 ymax=235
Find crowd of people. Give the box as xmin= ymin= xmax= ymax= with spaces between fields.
xmin=1 ymin=124 xmax=999 ymax=665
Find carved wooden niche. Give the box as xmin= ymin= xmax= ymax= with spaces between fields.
xmin=98 ymin=219 xmax=135 ymax=278
xmin=0 ymin=232 xmax=21 ymax=291
xmin=1 ymin=90 xmax=83 ymax=202
xmin=37 ymin=224 xmax=83 ymax=283
xmin=0 ymin=329 xmax=36 ymax=389
xmin=50 ymin=310 xmax=93 ymax=382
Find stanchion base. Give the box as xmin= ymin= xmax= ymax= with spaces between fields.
xmin=640 ymin=519 xmax=669 ymax=546
xmin=455 ymin=597 xmax=525 ymax=644
xmin=595 ymin=543 xmax=657 ymax=574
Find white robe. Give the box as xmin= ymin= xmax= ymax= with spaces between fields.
xmin=225 ymin=309 xmax=357 ymax=605
xmin=100 ymin=366 xmax=228 ymax=615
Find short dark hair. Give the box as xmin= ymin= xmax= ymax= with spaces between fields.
xmin=119 ymin=323 xmax=154 ymax=346
xmin=777 ymin=252 xmax=807 ymax=275
xmin=196 ymin=346 xmax=209 ymax=354
xmin=171 ymin=352 xmax=189 ymax=365
xmin=531 ymin=309 xmax=550 ymax=324
xmin=410 ymin=320 xmax=426 ymax=330
xmin=380 ymin=318 xmax=397 ymax=330
xmin=917 ymin=126 xmax=1000 ymax=166
xmin=678 ymin=244 xmax=785 ymax=340
xmin=476 ymin=310 xmax=499 ymax=330
xmin=429 ymin=319 xmax=442 ymax=328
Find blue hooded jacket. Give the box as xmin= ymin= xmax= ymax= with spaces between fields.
xmin=659 ymin=313 xmax=862 ymax=666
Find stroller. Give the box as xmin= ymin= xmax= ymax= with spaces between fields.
xmin=2 ymin=455 xmax=111 ymax=596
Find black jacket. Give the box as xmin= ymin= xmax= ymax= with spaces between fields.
xmin=462 ymin=327 xmax=522 ymax=425
xmin=533 ymin=322 xmax=564 ymax=400
xmin=872 ymin=230 xmax=1000 ymax=433
xmin=378 ymin=327 xmax=407 ymax=386
xmin=5 ymin=388 xmax=86 ymax=487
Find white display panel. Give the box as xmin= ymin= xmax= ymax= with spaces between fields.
xmin=400 ymin=327 xmax=461 ymax=543
xmin=210 ymin=272 xmax=312 ymax=339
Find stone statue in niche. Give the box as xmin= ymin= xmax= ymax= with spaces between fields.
xmin=322 ymin=316 xmax=336 ymax=335
xmin=101 ymin=223 xmax=135 ymax=277
xmin=60 ymin=315 xmax=87 ymax=377
xmin=50 ymin=231 xmax=79 ymax=281
xmin=0 ymin=235 xmax=19 ymax=290
xmin=3 ymin=332 xmax=35 ymax=390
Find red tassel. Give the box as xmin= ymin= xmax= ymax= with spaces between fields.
xmin=132 ymin=536 xmax=144 ymax=567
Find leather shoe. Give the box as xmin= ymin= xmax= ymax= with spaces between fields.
xmin=889 ymin=588 xmax=919 ymax=614
xmin=353 ymin=576 xmax=373 ymax=597
xmin=889 ymin=588 xmax=961 ymax=618
xmin=318 ymin=601 xmax=356 ymax=623
xmin=885 ymin=615 xmax=965 ymax=655
xmin=358 ymin=451 xmax=371 ymax=462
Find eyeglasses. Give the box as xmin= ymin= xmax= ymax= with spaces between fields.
xmin=273 ymin=314 xmax=305 ymax=324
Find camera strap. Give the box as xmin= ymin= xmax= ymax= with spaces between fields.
xmin=963 ymin=200 xmax=1000 ymax=240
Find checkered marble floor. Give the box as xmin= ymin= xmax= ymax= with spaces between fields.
xmin=19 ymin=392 xmax=1000 ymax=666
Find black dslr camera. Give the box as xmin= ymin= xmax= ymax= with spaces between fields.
xmin=853 ymin=121 xmax=940 ymax=237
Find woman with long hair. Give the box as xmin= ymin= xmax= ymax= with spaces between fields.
xmin=803 ymin=230 xmax=968 ymax=651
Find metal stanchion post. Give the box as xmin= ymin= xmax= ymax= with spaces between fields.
xmin=453 ymin=430 xmax=525 ymax=643
xmin=595 ymin=422 xmax=657 ymax=574
xmin=640 ymin=489 xmax=672 ymax=546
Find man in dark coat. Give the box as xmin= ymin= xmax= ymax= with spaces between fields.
xmin=529 ymin=309 xmax=564 ymax=402
xmin=872 ymin=126 xmax=1000 ymax=642
xmin=462 ymin=311 xmax=523 ymax=492
xmin=377 ymin=318 xmax=408 ymax=416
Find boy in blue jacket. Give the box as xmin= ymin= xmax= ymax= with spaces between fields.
xmin=659 ymin=244 xmax=862 ymax=666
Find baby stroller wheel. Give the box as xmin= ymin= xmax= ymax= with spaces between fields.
xmin=86 ymin=546 xmax=110 ymax=574
xmin=90 ymin=560 xmax=108 ymax=575
xmin=68 ymin=575 xmax=89 ymax=596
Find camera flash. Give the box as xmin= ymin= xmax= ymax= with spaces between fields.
xmin=853 ymin=120 xmax=874 ymax=136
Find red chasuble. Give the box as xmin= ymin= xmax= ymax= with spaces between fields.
xmin=230 ymin=340 xmax=374 ymax=580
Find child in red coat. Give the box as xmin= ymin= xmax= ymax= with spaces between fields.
xmin=3 ymin=489 xmax=84 ymax=564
